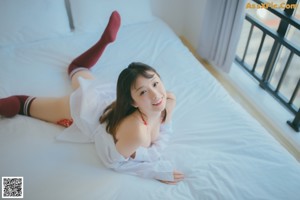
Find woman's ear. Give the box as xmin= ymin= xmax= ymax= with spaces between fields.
xmin=131 ymin=101 xmax=138 ymax=108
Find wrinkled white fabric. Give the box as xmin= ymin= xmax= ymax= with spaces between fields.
xmin=56 ymin=77 xmax=174 ymax=181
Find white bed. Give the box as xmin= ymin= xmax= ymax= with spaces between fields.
xmin=1 ymin=0 xmax=300 ymax=199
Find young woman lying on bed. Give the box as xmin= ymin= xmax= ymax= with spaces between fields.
xmin=0 ymin=11 xmax=184 ymax=185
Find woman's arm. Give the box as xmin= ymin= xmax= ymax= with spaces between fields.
xmin=164 ymin=92 xmax=176 ymax=123
xmin=113 ymin=157 xmax=184 ymax=184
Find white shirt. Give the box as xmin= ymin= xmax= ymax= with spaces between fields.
xmin=56 ymin=77 xmax=174 ymax=181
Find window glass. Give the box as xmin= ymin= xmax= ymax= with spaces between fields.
xmin=265 ymin=0 xmax=287 ymax=3
xmin=244 ymin=27 xmax=264 ymax=70
xmin=254 ymin=35 xmax=274 ymax=77
xmin=245 ymin=0 xmax=284 ymax=31
xmin=294 ymin=3 xmax=300 ymax=20
xmin=269 ymin=47 xmax=290 ymax=89
xmin=286 ymin=25 xmax=300 ymax=49
xmin=277 ymin=54 xmax=300 ymax=106
xmin=236 ymin=0 xmax=300 ymax=112
xmin=236 ymin=21 xmax=251 ymax=59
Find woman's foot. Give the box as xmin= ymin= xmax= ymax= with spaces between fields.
xmin=0 ymin=96 xmax=20 ymax=117
xmin=68 ymin=11 xmax=121 ymax=77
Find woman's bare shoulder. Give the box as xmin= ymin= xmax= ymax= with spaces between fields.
xmin=118 ymin=114 xmax=146 ymax=140
xmin=115 ymin=112 xmax=147 ymax=158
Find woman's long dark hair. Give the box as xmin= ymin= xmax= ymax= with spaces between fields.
xmin=99 ymin=62 xmax=160 ymax=140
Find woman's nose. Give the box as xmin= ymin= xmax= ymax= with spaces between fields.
xmin=149 ymin=89 xmax=159 ymax=100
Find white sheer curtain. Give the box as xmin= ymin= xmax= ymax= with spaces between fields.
xmin=196 ymin=0 xmax=247 ymax=72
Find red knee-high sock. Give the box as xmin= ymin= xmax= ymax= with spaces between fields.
xmin=68 ymin=11 xmax=121 ymax=77
xmin=0 ymin=95 xmax=36 ymax=118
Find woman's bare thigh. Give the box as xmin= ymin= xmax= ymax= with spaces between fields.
xmin=30 ymin=95 xmax=71 ymax=124
xmin=29 ymin=70 xmax=96 ymax=124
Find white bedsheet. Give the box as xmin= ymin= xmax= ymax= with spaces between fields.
xmin=1 ymin=19 xmax=300 ymax=200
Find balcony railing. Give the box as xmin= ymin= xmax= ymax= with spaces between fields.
xmin=235 ymin=0 xmax=300 ymax=131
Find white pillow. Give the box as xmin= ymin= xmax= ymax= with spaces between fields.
xmin=0 ymin=0 xmax=71 ymax=47
xmin=69 ymin=0 xmax=154 ymax=33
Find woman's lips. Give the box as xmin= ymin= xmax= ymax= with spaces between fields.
xmin=152 ymin=98 xmax=163 ymax=106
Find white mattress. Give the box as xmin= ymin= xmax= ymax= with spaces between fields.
xmin=1 ymin=19 xmax=300 ymax=200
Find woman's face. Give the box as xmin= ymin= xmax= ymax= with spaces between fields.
xmin=131 ymin=72 xmax=167 ymax=114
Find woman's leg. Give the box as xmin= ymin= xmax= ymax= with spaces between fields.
xmin=0 ymin=96 xmax=32 ymax=117
xmin=0 ymin=11 xmax=121 ymax=125
xmin=29 ymin=95 xmax=71 ymax=124
xmin=68 ymin=11 xmax=120 ymax=90
xmin=0 ymin=95 xmax=71 ymax=124
xmin=68 ymin=11 xmax=121 ymax=78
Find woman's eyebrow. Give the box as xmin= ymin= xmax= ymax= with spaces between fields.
xmin=150 ymin=75 xmax=157 ymax=82
xmin=135 ymin=75 xmax=157 ymax=92
xmin=135 ymin=85 xmax=145 ymax=92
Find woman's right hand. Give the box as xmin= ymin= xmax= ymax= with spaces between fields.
xmin=158 ymin=170 xmax=184 ymax=185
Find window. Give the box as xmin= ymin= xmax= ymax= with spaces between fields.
xmin=236 ymin=0 xmax=300 ymax=131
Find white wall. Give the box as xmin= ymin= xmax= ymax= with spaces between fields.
xmin=150 ymin=0 xmax=207 ymax=49
xmin=150 ymin=0 xmax=185 ymax=35
xmin=182 ymin=0 xmax=207 ymax=49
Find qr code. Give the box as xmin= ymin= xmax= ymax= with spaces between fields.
xmin=2 ymin=177 xmax=23 ymax=199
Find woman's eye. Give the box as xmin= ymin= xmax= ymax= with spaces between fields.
xmin=140 ymin=90 xmax=146 ymax=96
xmin=153 ymin=82 xmax=159 ymax=87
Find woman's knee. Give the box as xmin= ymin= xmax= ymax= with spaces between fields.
xmin=71 ymin=71 xmax=95 ymax=90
